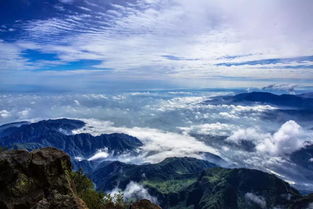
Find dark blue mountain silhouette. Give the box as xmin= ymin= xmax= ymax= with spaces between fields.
xmin=207 ymin=92 xmax=313 ymax=109
xmin=0 ymin=118 xmax=142 ymax=158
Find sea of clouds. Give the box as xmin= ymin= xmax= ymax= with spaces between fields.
xmin=0 ymin=89 xmax=313 ymax=190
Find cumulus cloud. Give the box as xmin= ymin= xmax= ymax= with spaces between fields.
xmin=227 ymin=120 xmax=313 ymax=156
xmin=226 ymin=128 xmax=270 ymax=145
xmin=256 ymin=120 xmax=309 ymax=155
xmin=245 ymin=193 xmax=266 ymax=209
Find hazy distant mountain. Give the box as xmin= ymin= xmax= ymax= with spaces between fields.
xmin=298 ymin=92 xmax=313 ymax=99
xmin=206 ymin=91 xmax=313 ymax=109
xmin=290 ymin=144 xmax=313 ymax=171
xmin=0 ymin=121 xmax=30 ymax=137
xmin=0 ymin=118 xmax=143 ymax=159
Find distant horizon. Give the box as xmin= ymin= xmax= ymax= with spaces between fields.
xmin=1 ymin=85 xmax=313 ymax=94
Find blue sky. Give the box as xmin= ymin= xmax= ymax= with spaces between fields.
xmin=0 ymin=0 xmax=313 ymax=92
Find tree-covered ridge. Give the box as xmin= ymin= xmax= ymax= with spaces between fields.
xmin=174 ymin=167 xmax=300 ymax=209
xmin=91 ymin=157 xmax=217 ymax=192
xmin=91 ymin=157 xmax=313 ymax=209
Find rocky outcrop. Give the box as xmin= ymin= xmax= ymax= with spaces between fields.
xmin=0 ymin=147 xmax=88 ymax=209
xmin=0 ymin=147 xmax=163 ymax=209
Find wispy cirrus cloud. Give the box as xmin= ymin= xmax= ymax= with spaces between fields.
xmin=1 ymin=0 xmax=313 ymax=89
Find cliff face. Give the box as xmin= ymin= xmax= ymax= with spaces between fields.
xmin=0 ymin=147 xmax=88 ymax=209
xmin=0 ymin=147 xmax=162 ymax=209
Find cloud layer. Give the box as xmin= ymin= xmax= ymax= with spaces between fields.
xmin=1 ymin=90 xmax=313 ymax=190
xmin=245 ymin=193 xmax=266 ymax=209
xmin=1 ymin=0 xmax=313 ymax=89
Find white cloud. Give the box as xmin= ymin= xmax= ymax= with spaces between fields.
xmin=245 ymin=193 xmax=266 ymax=209
xmin=0 ymin=41 xmax=34 ymax=71
xmin=74 ymin=100 xmax=80 ymax=106
xmin=109 ymin=181 xmax=158 ymax=203
xmin=180 ymin=122 xmax=235 ymax=136
xmin=74 ymin=156 xmax=85 ymax=161
xmin=123 ymin=181 xmax=158 ymax=203
xmin=88 ymin=148 xmax=109 ymax=161
xmin=0 ymin=110 xmax=10 ymax=118
xmin=227 ymin=120 xmax=313 ymax=156
xmin=153 ymin=96 xmax=208 ymax=111
xmin=18 ymin=108 xmax=31 ymax=118
xmin=256 ymin=120 xmax=309 ymax=155
xmin=1 ymin=0 xmax=313 ymax=86
xmin=73 ymin=118 xmax=219 ymax=164
xmin=219 ymin=112 xmax=238 ymax=119
xmin=226 ymin=128 xmax=269 ymax=145
xmin=59 ymin=0 xmax=74 ymax=4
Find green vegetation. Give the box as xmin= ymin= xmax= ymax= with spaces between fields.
xmin=11 ymin=173 xmax=33 ymax=195
xmin=93 ymin=157 xmax=216 ymax=192
xmin=71 ymin=169 xmax=127 ymax=209
xmin=167 ymin=167 xmax=301 ymax=209
xmin=143 ymin=178 xmax=197 ymax=194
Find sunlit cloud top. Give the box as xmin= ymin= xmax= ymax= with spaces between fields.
xmin=1 ymin=0 xmax=313 ymax=91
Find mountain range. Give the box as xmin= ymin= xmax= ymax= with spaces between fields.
xmin=89 ymin=157 xmax=308 ymax=209
xmin=0 ymin=118 xmax=142 ymax=158
xmin=0 ymin=106 xmax=313 ymax=208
